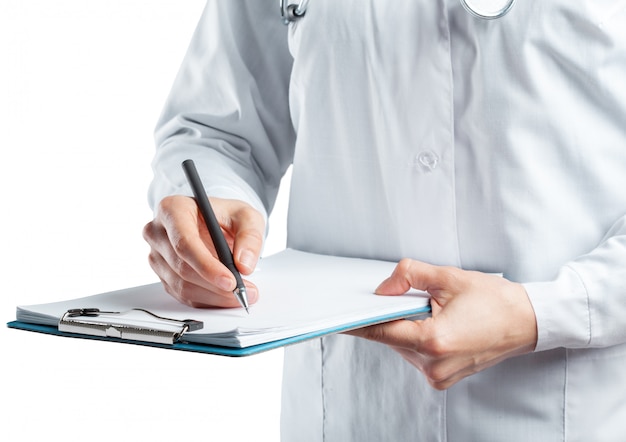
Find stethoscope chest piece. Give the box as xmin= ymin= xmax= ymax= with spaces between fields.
xmin=460 ymin=0 xmax=516 ymax=19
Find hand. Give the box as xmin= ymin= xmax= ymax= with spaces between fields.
xmin=348 ymin=259 xmax=538 ymax=390
xmin=142 ymin=195 xmax=265 ymax=308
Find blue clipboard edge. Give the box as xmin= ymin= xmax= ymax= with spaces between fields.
xmin=7 ymin=305 xmax=430 ymax=357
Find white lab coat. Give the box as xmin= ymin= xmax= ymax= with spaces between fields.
xmin=149 ymin=0 xmax=626 ymax=440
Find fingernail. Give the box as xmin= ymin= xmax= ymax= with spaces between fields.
xmin=217 ymin=275 xmax=234 ymax=291
xmin=374 ymin=278 xmax=390 ymax=295
xmin=239 ymin=250 xmax=257 ymax=273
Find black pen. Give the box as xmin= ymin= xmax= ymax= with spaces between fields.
xmin=181 ymin=159 xmax=250 ymax=314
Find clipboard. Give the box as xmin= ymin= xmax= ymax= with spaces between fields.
xmin=7 ymin=304 xmax=430 ymax=357
xmin=7 ymin=249 xmax=432 ymax=357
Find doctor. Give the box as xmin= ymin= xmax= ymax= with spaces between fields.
xmin=143 ymin=0 xmax=626 ymax=440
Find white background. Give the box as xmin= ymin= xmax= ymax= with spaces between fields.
xmin=0 ymin=1 xmax=288 ymax=440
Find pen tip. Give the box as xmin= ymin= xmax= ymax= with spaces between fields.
xmin=245 ymin=306 xmax=250 ymax=315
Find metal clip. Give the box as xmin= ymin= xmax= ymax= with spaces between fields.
xmin=280 ymin=0 xmax=307 ymax=24
xmin=58 ymin=308 xmax=203 ymax=345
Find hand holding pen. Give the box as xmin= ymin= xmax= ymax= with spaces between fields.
xmin=142 ymin=161 xmax=265 ymax=310
xmin=182 ymin=159 xmax=254 ymax=313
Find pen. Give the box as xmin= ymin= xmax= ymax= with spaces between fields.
xmin=181 ymin=159 xmax=250 ymax=314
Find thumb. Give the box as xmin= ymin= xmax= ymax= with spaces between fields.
xmin=375 ymin=259 xmax=450 ymax=296
xmin=229 ymin=202 xmax=265 ymax=275
xmin=375 ymin=259 xmax=420 ymax=296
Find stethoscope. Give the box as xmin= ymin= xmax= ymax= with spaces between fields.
xmin=280 ymin=0 xmax=516 ymax=22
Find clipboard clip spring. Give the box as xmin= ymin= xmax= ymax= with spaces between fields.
xmin=59 ymin=308 xmax=203 ymax=345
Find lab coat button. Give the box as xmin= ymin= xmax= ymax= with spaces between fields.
xmin=416 ymin=150 xmax=439 ymax=172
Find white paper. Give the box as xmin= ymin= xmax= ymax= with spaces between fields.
xmin=16 ymin=249 xmax=430 ymax=348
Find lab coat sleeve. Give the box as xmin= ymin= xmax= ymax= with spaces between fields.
xmin=148 ymin=0 xmax=295 ymax=221
xmin=525 ymin=215 xmax=626 ymax=352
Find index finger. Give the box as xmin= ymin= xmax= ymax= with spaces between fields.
xmin=347 ymin=318 xmax=427 ymax=351
xmin=158 ymin=197 xmax=236 ymax=292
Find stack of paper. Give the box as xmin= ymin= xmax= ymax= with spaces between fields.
xmin=14 ymin=249 xmax=431 ymax=352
